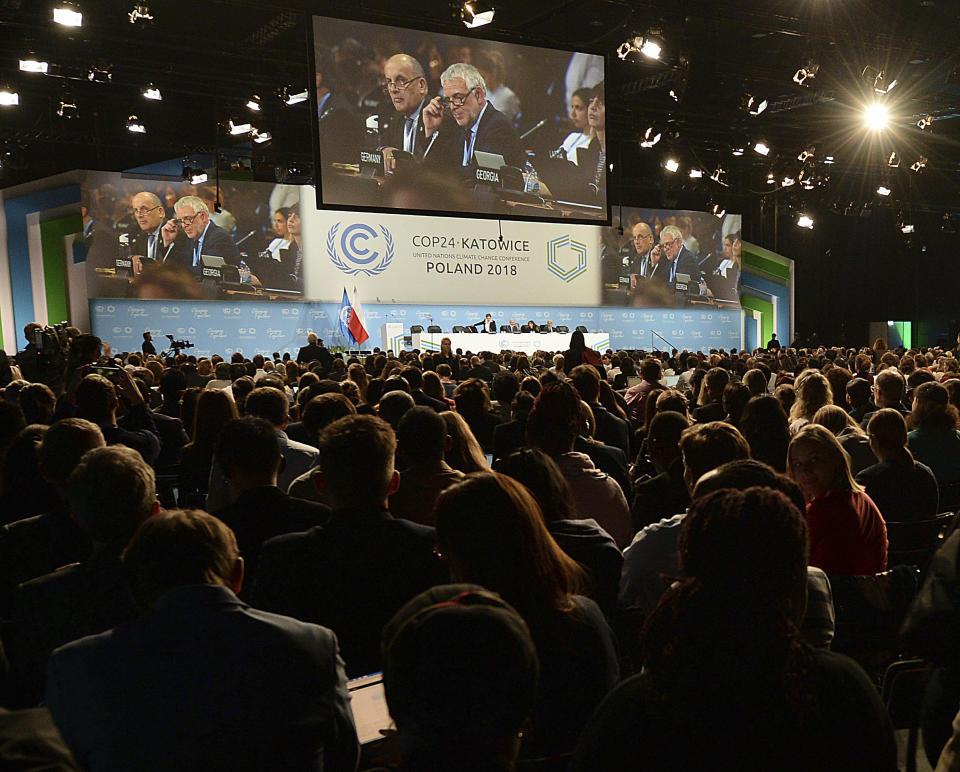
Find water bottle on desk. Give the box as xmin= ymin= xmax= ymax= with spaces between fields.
xmin=523 ymin=160 xmax=540 ymax=195
xmin=239 ymin=260 xmax=252 ymax=284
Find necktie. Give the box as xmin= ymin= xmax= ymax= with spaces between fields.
xmin=148 ymin=233 xmax=156 ymax=260
xmin=404 ymin=117 xmax=415 ymax=153
xmin=462 ymin=129 xmax=475 ymax=166
xmin=193 ymin=241 xmax=200 ymax=267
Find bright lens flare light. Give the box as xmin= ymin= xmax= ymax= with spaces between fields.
xmin=864 ymin=103 xmax=889 ymax=131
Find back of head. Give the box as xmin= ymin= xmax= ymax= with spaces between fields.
xmin=846 ymin=377 xmax=872 ymax=407
xmin=742 ymin=368 xmax=768 ymax=396
xmin=216 ymin=417 xmax=281 ymax=481
xmin=700 ymin=367 xmax=730 ymax=405
xmin=160 ymin=367 xmax=187 ymax=401
xmin=641 ymin=358 xmax=662 ymax=382
xmin=192 ymin=389 xmax=238 ymax=445
xmin=398 ymin=406 xmax=448 ymax=465
xmin=866 ymin=408 xmax=910 ymax=461
xmin=453 ymin=378 xmax=490 ymax=416
xmin=378 ymin=390 xmax=416 ymax=429
xmin=875 ymin=368 xmax=906 ymax=406
xmin=39 ymin=418 xmax=106 ymax=489
xmin=75 ymin=374 xmax=117 ymax=424
xmin=693 ymin=458 xmax=805 ymax=512
xmin=494 ymin=447 xmax=574 ymax=522
xmin=812 ymin=404 xmax=861 ymax=437
xmin=491 ymin=371 xmax=520 ymax=405
xmin=382 ymin=584 xmax=538 ymax=764
xmin=435 ymin=472 xmax=582 ymax=615
xmin=569 ymin=365 xmax=600 ymax=403
xmin=122 ymin=509 xmax=238 ymax=609
xmin=525 ymin=381 xmax=582 ymax=456
xmin=243 ymin=386 xmax=288 ymax=427
xmin=19 ymin=383 xmax=56 ymax=425
xmin=302 ymin=393 xmax=356 ymax=445
xmin=678 ymin=421 xmax=750 ymax=489
xmin=400 ymin=366 xmax=423 ymax=391
xmin=318 ymin=414 xmax=396 ymax=507
xmin=67 ymin=445 xmax=156 ymax=546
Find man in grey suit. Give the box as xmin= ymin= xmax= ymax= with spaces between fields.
xmin=45 ymin=509 xmax=359 ymax=771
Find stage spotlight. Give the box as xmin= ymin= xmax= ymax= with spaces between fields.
xmin=710 ymin=166 xmax=728 ymax=186
xmin=797 ymin=146 xmax=815 ymax=163
xmin=793 ymin=62 xmax=819 ymax=86
xmin=766 ymin=171 xmax=776 ymax=184
xmin=877 ymin=184 xmax=891 ymax=196
xmin=824 ymin=155 xmax=835 ymax=164
xmin=917 ymin=114 xmax=933 ymax=130
xmin=753 ymin=141 xmax=770 ymax=156
xmin=53 ymin=2 xmax=82 ymax=26
xmin=640 ymin=36 xmax=662 ymax=60
xmin=782 ymin=176 xmax=796 ymax=187
xmin=87 ymin=65 xmax=112 ymax=84
xmin=664 ymin=158 xmax=679 ymax=173
xmin=252 ymin=128 xmax=272 ymax=144
xmin=229 ymin=118 xmax=252 ymax=135
xmin=283 ymin=86 xmax=308 ymax=106
xmin=617 ymin=33 xmax=662 ymax=61
xmin=19 ymin=58 xmax=49 ymax=74
xmin=689 ymin=168 xmax=703 ymax=179
xmin=0 ymin=88 xmax=20 ymax=106
xmin=668 ymin=88 xmax=680 ymax=102
xmin=708 ymin=201 xmax=726 ymax=218
xmin=941 ymin=213 xmax=957 ymax=234
xmin=461 ymin=1 xmax=494 ymax=28
xmin=730 ymin=141 xmax=745 ymax=156
xmin=142 ymin=84 xmax=161 ymax=101
xmin=887 ymin=151 xmax=900 ymax=168
xmin=639 ymin=125 xmax=661 ymax=147
xmin=901 ymin=223 xmax=915 ymax=234
xmin=741 ymin=94 xmax=767 ymax=116
xmin=796 ymin=214 xmax=814 ymax=229
xmin=128 ymin=3 xmax=152 ymax=23
xmin=246 ymin=95 xmax=262 ymax=112
xmin=57 ymin=96 xmax=78 ymax=118
xmin=910 ymin=156 xmax=927 ymax=172
xmin=126 ymin=115 xmax=145 ymax=133
xmin=864 ymin=103 xmax=888 ymax=130
xmin=863 ymin=66 xmax=897 ymax=94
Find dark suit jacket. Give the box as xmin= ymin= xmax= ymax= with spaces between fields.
xmin=253 ymin=507 xmax=441 ymax=678
xmin=297 ymin=344 xmax=332 ymax=368
xmin=378 ymin=99 xmax=432 ymax=157
xmin=667 ymin=245 xmax=702 ymax=283
xmin=151 ymin=411 xmax=188 ymax=471
xmin=172 ymin=221 xmax=241 ymax=268
xmin=411 ymin=388 xmax=449 ymax=413
xmin=431 ymin=103 xmax=525 ymax=175
xmin=587 ymin=403 xmax=631 ymax=456
xmin=213 ymin=486 xmax=329 ymax=595
xmin=492 ymin=417 xmax=527 ymax=461
xmin=574 ymin=436 xmax=631 ymax=498
xmin=130 ymin=226 xmax=188 ymax=268
xmin=631 ymin=457 xmax=690 ymax=532
xmin=105 ymin=403 xmax=161 ymax=466
xmin=317 ymin=92 xmax=363 ymax=166
xmin=45 ymin=584 xmax=359 ymax=771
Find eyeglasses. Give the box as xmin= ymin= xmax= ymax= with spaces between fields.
xmin=381 ymin=76 xmax=422 ymax=94
xmin=174 ymin=213 xmax=202 ymax=226
xmin=131 ymin=205 xmax=162 ymax=216
xmin=440 ymin=87 xmax=478 ymax=109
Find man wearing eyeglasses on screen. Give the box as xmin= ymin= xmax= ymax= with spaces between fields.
xmin=421 ymin=62 xmax=525 ymax=177
xmin=162 ymin=195 xmax=241 ymax=271
xmin=378 ymin=54 xmax=433 ymax=172
xmin=130 ymin=191 xmax=185 ymax=268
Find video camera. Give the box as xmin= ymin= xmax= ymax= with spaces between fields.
xmin=166 ymin=334 xmax=194 ymax=352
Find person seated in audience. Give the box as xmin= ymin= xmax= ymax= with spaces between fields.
xmin=45 ymin=509 xmax=359 ymax=771
xmin=389 ymin=407 xmax=465 ymax=527
xmin=381 ymin=584 xmax=538 ymax=772
xmin=788 ymin=369 xmax=833 ymax=433
xmin=811 ymin=404 xmax=877 ymax=475
xmin=399 ymin=366 xmax=448 ymax=413
xmin=692 ymin=367 xmax=729 ymax=424
xmin=19 ymin=383 xmax=56 ymax=425
xmin=8 ymin=446 xmax=155 ymax=706
xmin=787 ymin=424 xmax=887 ymax=575
xmin=155 ymin=367 xmax=187 ymax=419
xmin=739 ymin=394 xmax=790 ymax=472
xmin=495 ymin=448 xmax=623 ymax=619
xmin=526 ymin=381 xmax=631 ymax=547
xmin=286 ymin=393 xmax=357 ymax=503
xmin=572 ymin=487 xmax=897 ymax=771
xmin=0 ymin=418 xmax=103 ymax=617
xmin=210 ymin=417 xmax=329 ymax=595
xmin=434 ymin=473 xmax=619 ymax=761
xmin=742 ymin=367 xmax=768 ymax=396
xmin=177 ymin=389 xmax=237 ymax=505
xmin=492 ymin=390 xmax=535 ymax=462
xmin=453 ymin=378 xmax=502 ymax=453
xmin=378 ymin=389 xmax=416 ymax=430
xmin=254 ymin=414 xmax=441 ymax=678
xmin=206 ymin=386 xmax=318 ymax=511
xmin=0 ymin=425 xmax=60 ymax=526
xmin=490 ymin=371 xmax=519 ymax=425
xmin=420 ymin=370 xmax=454 ymax=410
xmin=623 ymin=358 xmax=664 ymax=425
xmin=570 ymin=365 xmax=629 ymax=455
xmin=860 ymin=367 xmax=910 ymax=427
xmin=908 ymin=380 xmax=960 ymax=487
xmin=630 ymin=410 xmax=691 ymax=532
xmin=856 ymin=408 xmax=939 ymax=523
xmin=721 ymin=381 xmax=751 ymax=428
xmin=441 ymin=411 xmax=490 ymax=473
xmin=74 ymin=371 xmax=160 ymax=465
xmin=131 ymin=378 xmax=188 ymax=473
xmin=845 ymin=377 xmax=875 ymax=424
xmin=619 ymin=421 xmax=751 ymax=617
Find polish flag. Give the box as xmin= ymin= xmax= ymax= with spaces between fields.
xmin=339 ymin=287 xmax=369 ymax=346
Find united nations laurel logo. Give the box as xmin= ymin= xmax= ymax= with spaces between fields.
xmin=327 ymin=223 xmax=394 ymax=276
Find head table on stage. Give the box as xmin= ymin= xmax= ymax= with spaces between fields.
xmin=409 ymin=330 xmax=610 ymax=356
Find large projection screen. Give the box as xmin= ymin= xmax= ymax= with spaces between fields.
xmin=310 ymin=16 xmax=609 ymax=224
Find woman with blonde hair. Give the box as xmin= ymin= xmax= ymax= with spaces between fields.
xmin=788 ymin=369 xmax=833 ymax=431
xmin=811 ymin=404 xmax=877 ymax=476
xmin=787 ymin=424 xmax=887 ymax=575
xmin=346 ymin=362 xmax=368 ymax=403
xmin=440 ymin=411 xmax=489 ymax=473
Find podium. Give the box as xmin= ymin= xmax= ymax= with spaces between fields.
xmin=380 ymin=323 xmax=404 ymax=354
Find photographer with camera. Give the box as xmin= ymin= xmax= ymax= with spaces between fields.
xmin=16 ymin=323 xmax=66 ymax=395
xmin=74 ymin=368 xmax=160 ymax=466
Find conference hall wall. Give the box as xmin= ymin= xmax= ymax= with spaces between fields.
xmin=1 ymin=171 xmax=746 ymax=355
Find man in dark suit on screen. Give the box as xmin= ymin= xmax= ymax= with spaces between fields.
xmin=659 ymin=224 xmax=701 ymax=284
xmin=378 ymin=54 xmax=433 ymax=171
xmin=162 ymin=195 xmax=241 ymax=271
xmin=421 ymin=63 xmax=525 ymax=178
xmin=129 ymin=192 xmax=187 ymax=268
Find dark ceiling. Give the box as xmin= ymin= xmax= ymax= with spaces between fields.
xmin=2 ymin=0 xmax=960 ymax=228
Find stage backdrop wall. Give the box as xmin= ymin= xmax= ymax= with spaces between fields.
xmin=90 ymin=299 xmax=742 ymax=358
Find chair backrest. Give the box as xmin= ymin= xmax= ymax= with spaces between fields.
xmin=409 ymin=325 xmax=424 ymax=334
xmin=887 ymin=512 xmax=957 ymax=570
xmin=451 ymin=325 xmax=465 ymax=333
xmin=538 ymin=324 xmax=549 ymax=333
xmin=463 ymin=325 xmax=477 ymax=333
xmin=427 ymin=325 xmax=442 ymax=334
xmin=940 ymin=482 xmax=960 ymax=512
xmin=830 ymin=564 xmax=920 ymax=680
xmin=555 ymin=325 xmax=569 ymax=333
xmin=575 ymin=325 xmax=588 ymax=333
xmin=521 ymin=324 xmax=533 ymax=333
xmin=499 ymin=325 xmax=511 ymax=333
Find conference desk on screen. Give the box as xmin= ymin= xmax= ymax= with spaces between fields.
xmin=410 ymin=331 xmax=609 ymax=356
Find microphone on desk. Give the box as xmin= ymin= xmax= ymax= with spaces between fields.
xmin=235 ymin=231 xmax=256 ymax=246
xmin=520 ymin=120 xmax=546 ymax=140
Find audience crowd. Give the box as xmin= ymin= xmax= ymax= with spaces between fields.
xmin=3 ymin=327 xmax=960 ymax=769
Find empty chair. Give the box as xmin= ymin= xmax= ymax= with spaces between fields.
xmin=452 ymin=326 xmax=466 ymax=333
xmin=940 ymin=481 xmax=960 ymax=512
xmin=427 ymin=325 xmax=442 ymax=334
xmin=575 ymin=325 xmax=588 ymax=333
xmin=410 ymin=325 xmax=424 ymax=335
xmin=886 ymin=512 xmax=956 ymax=572
xmin=538 ymin=325 xmax=549 ymax=333
xmin=499 ymin=325 xmax=511 ymax=333
xmin=555 ymin=325 xmax=569 ymax=333
xmin=463 ymin=326 xmax=478 ymax=333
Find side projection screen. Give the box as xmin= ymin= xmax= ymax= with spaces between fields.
xmin=311 ymin=16 xmax=608 ymax=224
